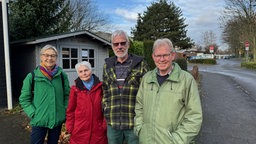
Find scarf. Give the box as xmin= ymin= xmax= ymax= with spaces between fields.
xmin=82 ymin=76 xmax=94 ymax=90
xmin=40 ymin=63 xmax=59 ymax=80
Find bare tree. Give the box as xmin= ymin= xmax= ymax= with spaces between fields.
xmin=222 ymin=18 xmax=248 ymax=56
xmin=201 ymin=30 xmax=218 ymax=53
xmin=202 ymin=30 xmax=217 ymax=47
xmin=221 ymin=0 xmax=256 ymax=61
xmin=69 ymin=0 xmax=108 ymax=32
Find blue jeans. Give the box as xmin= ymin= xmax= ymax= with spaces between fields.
xmin=30 ymin=125 xmax=62 ymax=144
xmin=107 ymin=125 xmax=139 ymax=144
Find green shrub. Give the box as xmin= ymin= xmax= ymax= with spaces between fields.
xmin=143 ymin=40 xmax=155 ymax=70
xmin=174 ymin=58 xmax=187 ymax=71
xmin=241 ymin=62 xmax=256 ymax=70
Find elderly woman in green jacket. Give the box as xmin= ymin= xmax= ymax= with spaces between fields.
xmin=19 ymin=44 xmax=70 ymax=144
xmin=134 ymin=38 xmax=202 ymax=144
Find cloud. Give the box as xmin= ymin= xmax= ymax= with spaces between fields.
xmin=115 ymin=8 xmax=138 ymax=22
xmin=113 ymin=1 xmax=153 ymax=22
xmin=100 ymin=0 xmax=226 ymax=46
xmin=173 ymin=0 xmax=225 ymax=45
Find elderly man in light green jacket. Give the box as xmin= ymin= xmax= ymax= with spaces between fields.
xmin=134 ymin=38 xmax=202 ymax=144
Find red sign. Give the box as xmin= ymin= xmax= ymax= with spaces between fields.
xmin=245 ymin=41 xmax=249 ymax=47
xmin=209 ymin=46 xmax=214 ymax=53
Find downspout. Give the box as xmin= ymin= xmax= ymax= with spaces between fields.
xmin=2 ymin=0 xmax=12 ymax=109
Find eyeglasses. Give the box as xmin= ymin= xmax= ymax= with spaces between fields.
xmin=154 ymin=53 xmax=171 ymax=59
xmin=42 ymin=54 xmax=57 ymax=58
xmin=112 ymin=41 xmax=127 ymax=47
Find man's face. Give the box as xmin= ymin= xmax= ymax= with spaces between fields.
xmin=112 ymin=34 xmax=129 ymax=58
xmin=152 ymin=44 xmax=176 ymax=76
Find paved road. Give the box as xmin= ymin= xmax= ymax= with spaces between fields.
xmin=191 ymin=59 xmax=256 ymax=98
xmin=194 ymin=59 xmax=256 ymax=144
xmin=197 ymin=72 xmax=256 ymax=144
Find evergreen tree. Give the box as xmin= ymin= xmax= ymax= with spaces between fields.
xmin=9 ymin=0 xmax=72 ymax=41
xmin=129 ymin=40 xmax=144 ymax=56
xmin=131 ymin=0 xmax=193 ymax=49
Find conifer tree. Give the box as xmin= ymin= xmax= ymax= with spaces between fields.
xmin=9 ymin=0 xmax=72 ymax=41
xmin=131 ymin=0 xmax=193 ymax=49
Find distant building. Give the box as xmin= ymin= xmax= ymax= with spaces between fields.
xmin=175 ymin=47 xmax=204 ymax=60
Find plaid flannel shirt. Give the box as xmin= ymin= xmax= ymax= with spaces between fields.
xmin=102 ymin=54 xmax=148 ymax=130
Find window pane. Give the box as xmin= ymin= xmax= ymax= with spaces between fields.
xmin=62 ymin=48 xmax=69 ymax=58
xmin=89 ymin=49 xmax=94 ymax=58
xmin=71 ymin=59 xmax=78 ymax=68
xmin=82 ymin=49 xmax=88 ymax=58
xmin=63 ymin=59 xmax=70 ymax=69
xmin=82 ymin=59 xmax=88 ymax=62
xmin=89 ymin=59 xmax=94 ymax=67
xmin=71 ymin=49 xmax=78 ymax=58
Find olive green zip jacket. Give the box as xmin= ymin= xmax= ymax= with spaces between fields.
xmin=134 ymin=63 xmax=202 ymax=144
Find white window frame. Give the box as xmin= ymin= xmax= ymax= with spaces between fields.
xmin=61 ymin=46 xmax=95 ymax=70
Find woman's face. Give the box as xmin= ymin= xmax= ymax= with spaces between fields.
xmin=40 ymin=49 xmax=57 ymax=70
xmin=77 ymin=65 xmax=92 ymax=82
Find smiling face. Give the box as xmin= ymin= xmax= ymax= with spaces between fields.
xmin=77 ymin=65 xmax=92 ymax=82
xmin=111 ymin=33 xmax=129 ymax=62
xmin=152 ymin=44 xmax=176 ymax=76
xmin=40 ymin=49 xmax=57 ymax=71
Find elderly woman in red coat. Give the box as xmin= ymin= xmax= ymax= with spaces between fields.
xmin=66 ymin=61 xmax=107 ymax=144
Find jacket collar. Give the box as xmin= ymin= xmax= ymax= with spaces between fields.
xmin=75 ymin=74 xmax=101 ymax=90
xmin=105 ymin=54 xmax=144 ymax=69
xmin=34 ymin=66 xmax=63 ymax=78
xmin=147 ymin=62 xmax=181 ymax=84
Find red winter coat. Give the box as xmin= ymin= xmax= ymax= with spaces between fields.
xmin=66 ymin=75 xmax=107 ymax=144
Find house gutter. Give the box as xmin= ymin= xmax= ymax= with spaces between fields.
xmin=2 ymin=0 xmax=12 ymax=109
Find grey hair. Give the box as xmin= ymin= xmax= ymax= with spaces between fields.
xmin=75 ymin=61 xmax=92 ymax=73
xmin=152 ymin=38 xmax=175 ymax=53
xmin=111 ymin=30 xmax=130 ymax=43
xmin=40 ymin=44 xmax=58 ymax=56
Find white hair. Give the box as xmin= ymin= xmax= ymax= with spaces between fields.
xmin=40 ymin=44 xmax=58 ymax=56
xmin=111 ymin=30 xmax=130 ymax=44
xmin=75 ymin=61 xmax=92 ymax=73
xmin=152 ymin=38 xmax=175 ymax=53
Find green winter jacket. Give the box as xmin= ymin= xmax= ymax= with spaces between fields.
xmin=19 ymin=67 xmax=70 ymax=129
xmin=134 ymin=63 xmax=202 ymax=144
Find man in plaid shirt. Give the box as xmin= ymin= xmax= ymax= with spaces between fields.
xmin=102 ymin=30 xmax=148 ymax=144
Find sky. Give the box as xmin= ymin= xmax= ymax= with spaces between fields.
xmin=94 ymin=0 xmax=228 ymax=49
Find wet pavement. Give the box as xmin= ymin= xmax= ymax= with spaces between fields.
xmin=196 ymin=72 xmax=256 ymax=144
